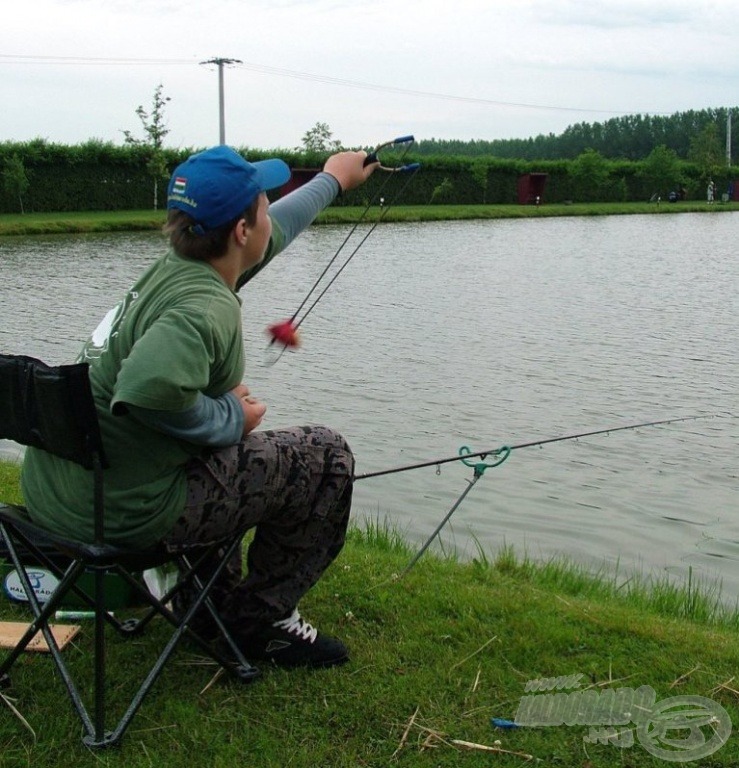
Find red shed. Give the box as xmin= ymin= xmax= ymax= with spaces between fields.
xmin=517 ymin=173 xmax=548 ymax=205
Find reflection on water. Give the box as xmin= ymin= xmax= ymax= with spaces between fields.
xmin=1 ymin=215 xmax=737 ymax=595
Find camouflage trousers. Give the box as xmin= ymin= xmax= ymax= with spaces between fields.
xmin=162 ymin=425 xmax=354 ymax=627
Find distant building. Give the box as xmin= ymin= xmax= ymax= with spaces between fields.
xmin=517 ymin=173 xmax=548 ymax=205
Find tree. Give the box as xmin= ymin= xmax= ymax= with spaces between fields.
xmin=123 ymin=84 xmax=171 ymax=209
xmin=688 ymin=123 xmax=724 ymax=183
xmin=3 ymin=154 xmax=29 ymax=214
xmin=570 ymin=149 xmax=610 ymax=202
xmin=639 ymin=145 xmax=682 ymax=199
xmin=299 ymin=122 xmax=342 ymax=154
xmin=471 ymin=159 xmax=489 ymax=203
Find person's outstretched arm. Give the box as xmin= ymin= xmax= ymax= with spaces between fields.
xmin=236 ymin=151 xmax=377 ymax=290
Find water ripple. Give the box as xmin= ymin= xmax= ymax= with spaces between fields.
xmin=1 ymin=215 xmax=737 ymax=596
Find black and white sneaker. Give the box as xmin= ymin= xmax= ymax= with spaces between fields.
xmin=240 ymin=609 xmax=349 ymax=669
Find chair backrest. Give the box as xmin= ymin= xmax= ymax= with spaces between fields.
xmin=0 ymin=354 xmax=107 ymax=470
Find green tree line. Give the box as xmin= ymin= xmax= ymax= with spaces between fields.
xmin=415 ymin=107 xmax=737 ymax=162
xmin=1 ymin=138 xmax=737 ymax=215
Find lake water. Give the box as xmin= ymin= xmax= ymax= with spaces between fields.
xmin=1 ymin=213 xmax=737 ymax=597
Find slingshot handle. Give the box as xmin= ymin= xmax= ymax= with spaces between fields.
xmin=364 ymin=135 xmax=416 ymax=166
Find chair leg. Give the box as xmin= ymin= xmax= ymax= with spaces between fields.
xmin=94 ymin=536 xmax=260 ymax=747
xmin=91 ymin=566 xmax=108 ymax=747
xmin=0 ymin=524 xmax=99 ymax=737
xmin=113 ymin=539 xmax=260 ymax=680
xmin=176 ymin=545 xmax=261 ymax=679
xmin=1 ymin=524 xmax=259 ymax=749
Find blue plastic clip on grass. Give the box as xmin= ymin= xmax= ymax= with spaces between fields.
xmin=491 ymin=717 xmax=520 ymax=729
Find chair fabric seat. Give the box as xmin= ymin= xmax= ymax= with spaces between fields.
xmin=1 ymin=502 xmax=200 ymax=572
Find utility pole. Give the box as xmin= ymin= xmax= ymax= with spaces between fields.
xmin=200 ymin=57 xmax=242 ymax=144
xmin=726 ymin=110 xmax=732 ymax=167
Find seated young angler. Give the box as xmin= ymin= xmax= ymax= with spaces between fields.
xmin=21 ymin=145 xmax=378 ymax=668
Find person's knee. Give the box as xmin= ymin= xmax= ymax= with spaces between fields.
xmin=307 ymin=426 xmax=354 ymax=477
xmin=325 ymin=427 xmax=354 ymax=476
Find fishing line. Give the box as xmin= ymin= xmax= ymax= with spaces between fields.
xmin=265 ymin=136 xmax=419 ymax=358
xmin=292 ymin=162 xmax=420 ymax=330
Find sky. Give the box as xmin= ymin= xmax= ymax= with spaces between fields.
xmin=1 ymin=0 xmax=737 ymax=152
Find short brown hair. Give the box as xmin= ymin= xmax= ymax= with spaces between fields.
xmin=163 ymin=196 xmax=260 ymax=261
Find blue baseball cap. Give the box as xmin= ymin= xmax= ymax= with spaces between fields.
xmin=167 ymin=146 xmax=291 ymax=232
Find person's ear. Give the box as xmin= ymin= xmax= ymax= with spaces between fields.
xmin=234 ymin=218 xmax=250 ymax=246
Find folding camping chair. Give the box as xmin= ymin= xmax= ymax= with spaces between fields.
xmin=0 ymin=354 xmax=259 ymax=748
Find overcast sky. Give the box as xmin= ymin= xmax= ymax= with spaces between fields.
xmin=2 ymin=0 xmax=736 ymax=152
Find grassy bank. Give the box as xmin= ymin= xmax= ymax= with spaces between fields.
xmin=1 ymin=463 xmax=738 ymax=766
xmin=0 ymin=200 xmax=736 ymax=236
xmin=0 ymin=211 xmax=167 ymax=237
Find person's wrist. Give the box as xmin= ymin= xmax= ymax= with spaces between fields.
xmin=322 ymin=171 xmax=343 ymax=196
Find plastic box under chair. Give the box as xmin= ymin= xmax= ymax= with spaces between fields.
xmin=0 ymin=539 xmax=136 ymax=610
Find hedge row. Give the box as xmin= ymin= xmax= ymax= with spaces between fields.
xmin=1 ymin=140 xmax=737 ymax=214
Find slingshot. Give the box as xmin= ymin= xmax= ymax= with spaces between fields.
xmin=266 ymin=136 xmax=420 ymax=358
xmin=363 ymin=135 xmax=419 ymax=173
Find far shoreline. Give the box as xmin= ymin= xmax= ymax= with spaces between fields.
xmin=1 ymin=200 xmax=736 ymax=237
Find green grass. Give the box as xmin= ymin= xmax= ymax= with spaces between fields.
xmin=1 ymin=462 xmax=738 ymax=766
xmin=318 ymin=199 xmax=739 ymax=224
xmin=0 ymin=210 xmax=167 ymax=236
xmin=1 ymin=200 xmax=736 ymax=236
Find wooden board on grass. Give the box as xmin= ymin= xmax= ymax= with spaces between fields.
xmin=0 ymin=621 xmax=80 ymax=652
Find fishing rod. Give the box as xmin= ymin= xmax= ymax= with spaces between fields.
xmin=266 ymin=136 xmax=420 ymax=354
xmin=351 ymin=412 xmax=730 ymax=573
xmin=354 ymin=414 xmax=722 ymax=481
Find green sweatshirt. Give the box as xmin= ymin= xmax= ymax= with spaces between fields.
xmin=22 ymin=250 xmax=247 ymax=548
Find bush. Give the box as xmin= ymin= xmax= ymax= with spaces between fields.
xmin=0 ymin=141 xmax=736 ymax=213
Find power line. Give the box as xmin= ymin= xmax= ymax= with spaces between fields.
xmin=0 ymin=53 xmax=641 ymax=116
xmin=231 ymin=60 xmax=632 ymax=116
xmin=0 ymin=54 xmax=194 ymax=66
